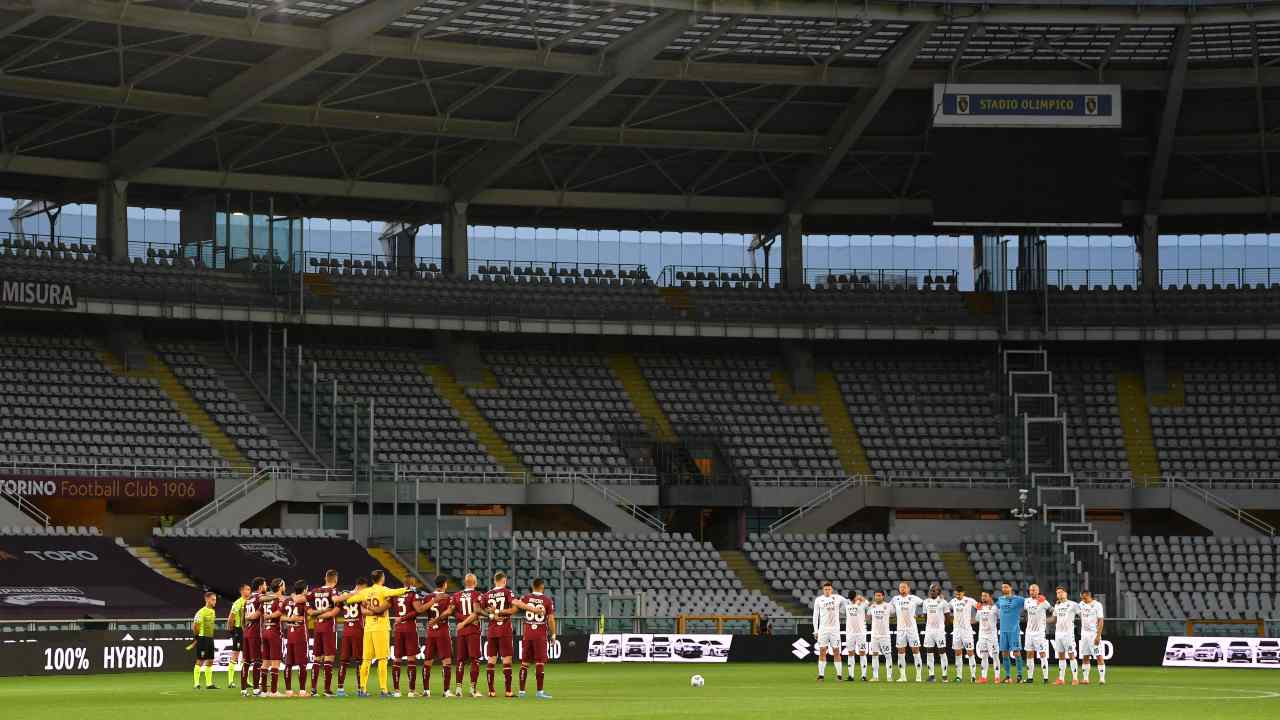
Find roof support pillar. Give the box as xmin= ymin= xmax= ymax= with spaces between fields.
xmin=95 ymin=180 xmax=128 ymax=260
xmin=1139 ymin=25 xmax=1191 ymax=290
xmin=782 ymin=212 xmax=804 ymax=290
xmin=442 ymin=201 xmax=469 ymax=279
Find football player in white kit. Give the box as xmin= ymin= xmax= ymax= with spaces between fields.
xmin=889 ymin=582 xmax=924 ymax=682
xmin=1051 ymin=586 xmax=1081 ymax=686
xmin=867 ymin=590 xmax=893 ymax=682
xmin=975 ymin=591 xmax=1001 ymax=684
xmin=1076 ymin=589 xmax=1106 ymax=684
xmin=1022 ymin=583 xmax=1052 ymax=684
xmin=812 ymin=582 xmax=847 ymax=681
xmin=843 ymin=592 xmax=869 ymax=681
xmin=949 ymin=586 xmax=979 ymax=683
xmin=920 ymin=584 xmax=950 ymax=682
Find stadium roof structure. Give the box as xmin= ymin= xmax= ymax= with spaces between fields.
xmin=4 ymin=0 xmax=1280 ymax=233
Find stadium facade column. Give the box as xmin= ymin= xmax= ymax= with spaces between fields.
xmin=781 ymin=212 xmax=804 ymax=290
xmin=1140 ymin=214 xmax=1160 ymax=291
xmin=95 ymin=180 xmax=128 ymax=259
xmin=442 ymin=200 xmax=469 ymax=278
xmin=394 ymin=226 xmax=416 ymax=274
xmin=179 ymin=193 xmax=217 ymax=263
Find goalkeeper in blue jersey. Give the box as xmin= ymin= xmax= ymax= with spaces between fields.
xmin=996 ymin=582 xmax=1026 ymax=683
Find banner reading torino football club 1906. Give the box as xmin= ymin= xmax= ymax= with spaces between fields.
xmin=586 ymin=633 xmax=731 ymax=663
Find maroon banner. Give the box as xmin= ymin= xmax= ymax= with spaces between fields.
xmin=0 ymin=476 xmax=213 ymax=502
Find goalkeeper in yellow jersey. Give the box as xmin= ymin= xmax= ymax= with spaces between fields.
xmin=343 ymin=569 xmax=409 ymax=697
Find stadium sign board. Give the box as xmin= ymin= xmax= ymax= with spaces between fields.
xmin=1163 ymin=635 xmax=1280 ymax=668
xmin=0 ymin=475 xmax=213 ymax=502
xmin=587 ymin=633 xmax=731 ymax=663
xmin=932 ymin=84 xmax=1122 ymax=128
xmin=0 ymin=279 xmax=77 ymax=309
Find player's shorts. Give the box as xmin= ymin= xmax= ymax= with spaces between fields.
xmin=870 ymin=635 xmax=893 ymax=656
xmin=486 ymin=634 xmax=514 ymax=659
xmin=923 ymin=630 xmax=947 ymax=649
xmin=424 ymin=632 xmax=452 ymax=661
xmin=312 ymin=628 xmax=336 ymax=657
xmin=242 ymin=633 xmax=259 ymax=662
xmin=362 ymin=627 xmax=390 ymax=662
xmin=230 ymin=627 xmax=243 ymax=652
xmin=195 ymin=637 xmax=215 ymax=661
xmin=1024 ymin=633 xmax=1049 ymax=654
xmin=393 ymin=625 xmax=420 ymax=658
xmin=895 ymin=627 xmax=921 ymax=649
xmin=285 ymin=638 xmax=309 ymax=668
xmin=1053 ymin=635 xmax=1076 ymax=657
xmin=339 ymin=628 xmax=363 ymax=660
xmin=1078 ymin=635 xmax=1102 ymax=659
xmin=952 ymin=630 xmax=975 ymax=652
xmin=456 ymin=633 xmax=482 ymax=661
xmin=521 ymin=634 xmax=549 ymax=663
xmin=976 ymin=635 xmax=999 ymax=657
xmin=998 ymin=630 xmax=1020 ymax=653
xmin=816 ymin=629 xmax=841 ymax=651
xmin=260 ymin=631 xmax=282 ymax=661
xmin=844 ymin=633 xmax=868 ymax=655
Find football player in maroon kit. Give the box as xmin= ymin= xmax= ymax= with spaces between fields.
xmin=307 ymin=569 xmax=346 ymax=697
xmin=419 ymin=574 xmax=453 ymax=699
xmin=282 ymin=581 xmax=311 ymax=697
xmin=336 ymin=576 xmax=368 ymax=697
xmin=390 ymin=575 xmax=424 ymax=697
xmin=240 ymin=577 xmax=266 ymax=697
xmin=259 ymin=578 xmax=286 ymax=697
xmin=451 ymin=573 xmax=485 ymax=698
xmin=483 ymin=571 xmax=518 ymax=698
xmin=517 ymin=578 xmax=557 ymax=700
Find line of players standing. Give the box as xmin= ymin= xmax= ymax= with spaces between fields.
xmin=812 ymin=581 xmax=1107 ymax=685
xmin=225 ymin=568 xmax=556 ymax=700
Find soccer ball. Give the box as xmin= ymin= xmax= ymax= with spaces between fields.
xmin=690 ymin=674 xmax=705 ymax=688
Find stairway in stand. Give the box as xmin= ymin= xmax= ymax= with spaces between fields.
xmin=196 ymin=343 xmax=320 ymax=469
xmin=423 ymin=364 xmax=528 ymax=477
xmin=101 ymin=350 xmax=249 ymax=468
xmin=939 ymin=551 xmax=980 ymax=593
xmin=1115 ymin=371 xmax=1161 ymax=482
xmin=368 ymin=547 xmax=416 ymax=584
xmin=771 ymin=371 xmax=872 ymax=475
xmin=608 ymin=353 xmax=676 ymax=442
xmin=130 ymin=545 xmax=197 ymax=587
xmin=719 ymin=549 xmax=807 ymax=616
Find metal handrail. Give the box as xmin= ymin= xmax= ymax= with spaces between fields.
xmin=0 ymin=489 xmax=50 ymax=527
xmin=539 ymin=471 xmax=659 ymax=486
xmin=1168 ymin=477 xmax=1277 ymax=537
xmin=180 ymin=466 xmax=277 ymax=528
xmin=767 ymin=477 xmax=858 ymax=534
xmin=576 ymin=472 xmax=665 ymax=532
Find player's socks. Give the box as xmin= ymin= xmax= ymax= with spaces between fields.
xmin=425 ymin=664 xmax=433 ymax=693
xmin=240 ymin=661 xmax=248 ymax=690
xmin=1098 ymin=664 xmax=1106 ymax=683
xmin=870 ymin=655 xmax=879 ymax=680
xmin=311 ymin=662 xmax=319 ymax=691
xmin=940 ymin=652 xmax=948 ymax=678
xmin=913 ymin=652 xmax=923 ymax=681
xmin=470 ymin=660 xmax=480 ymax=690
xmin=1016 ymin=655 xmax=1026 ymax=679
xmin=487 ymin=664 xmax=496 ymax=694
xmin=1001 ymin=655 xmax=1010 ymax=677
xmin=392 ymin=660 xmax=401 ymax=692
xmin=193 ymin=664 xmax=202 ymax=688
xmin=503 ymin=665 xmax=513 ymax=694
xmin=443 ymin=664 xmax=452 ymax=693
xmin=378 ymin=659 xmax=389 ymax=695
xmin=536 ymin=663 xmax=545 ymax=692
xmin=969 ymin=654 xmax=977 ymax=680
xmin=1043 ymin=658 xmax=1051 ymax=681
xmin=1080 ymin=661 xmax=1091 ymax=683
xmin=1070 ymin=658 xmax=1079 ymax=682
xmin=359 ymin=660 xmax=371 ymax=694
xmin=284 ymin=667 xmax=292 ymax=692
xmin=270 ymin=668 xmax=279 ymax=694
xmin=1058 ymin=659 xmax=1067 ymax=682
xmin=338 ymin=661 xmax=348 ymax=691
xmin=409 ymin=662 xmax=417 ymax=692
xmin=205 ymin=665 xmax=214 ymax=687
xmin=833 ymin=658 xmax=842 ymax=678
xmin=228 ymin=662 xmax=236 ymax=687
xmin=860 ymin=654 xmax=868 ymax=679
xmin=927 ymin=652 xmax=935 ymax=678
xmin=817 ymin=656 xmax=826 ymax=678
xmin=519 ymin=664 xmax=528 ymax=692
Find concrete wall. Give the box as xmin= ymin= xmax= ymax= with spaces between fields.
xmin=888 ymin=517 xmax=1021 ymax=548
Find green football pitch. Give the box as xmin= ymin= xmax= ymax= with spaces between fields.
xmin=1 ymin=665 xmax=1277 ymax=719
